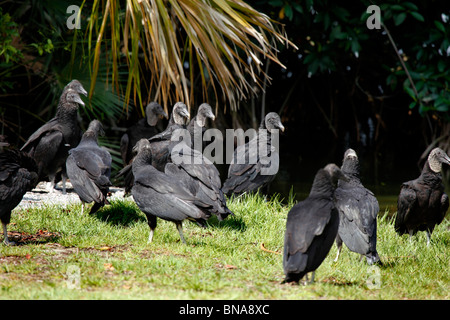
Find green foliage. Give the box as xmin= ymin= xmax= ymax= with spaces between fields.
xmin=257 ymin=0 xmax=450 ymax=119
xmin=0 ymin=8 xmax=22 ymax=64
xmin=0 ymin=8 xmax=23 ymax=93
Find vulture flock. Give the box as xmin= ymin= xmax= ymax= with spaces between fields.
xmin=1 ymin=79 xmax=449 ymax=286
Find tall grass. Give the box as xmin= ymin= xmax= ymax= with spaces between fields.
xmin=0 ymin=193 xmax=448 ymax=299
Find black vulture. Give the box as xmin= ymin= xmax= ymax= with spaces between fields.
xmin=120 ymin=102 xmax=168 ymax=166
xmin=187 ymin=103 xmax=215 ymax=151
xmin=334 ymin=149 xmax=381 ymax=265
xmin=117 ymin=102 xmax=190 ymax=194
xmin=0 ymin=144 xmax=38 ymax=245
xmin=282 ymin=164 xmax=348 ymax=284
xmin=147 ymin=101 xmax=190 ymax=171
xmin=222 ymin=112 xmax=285 ymax=196
xmin=166 ymin=139 xmax=234 ymax=221
xmin=66 ymin=120 xmax=112 ymax=214
xmin=21 ymin=80 xmax=87 ymax=193
xmin=131 ymin=139 xmax=211 ymax=244
xmin=395 ymin=147 xmax=450 ymax=245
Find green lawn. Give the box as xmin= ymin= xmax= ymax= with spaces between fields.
xmin=0 ymin=192 xmax=449 ymax=299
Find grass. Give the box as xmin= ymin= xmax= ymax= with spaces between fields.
xmin=0 ymin=192 xmax=449 ymax=300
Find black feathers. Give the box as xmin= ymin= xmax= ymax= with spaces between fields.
xmin=21 ymin=80 xmax=87 ymax=193
xmin=0 ymin=143 xmax=38 ymax=245
xmin=395 ymin=147 xmax=450 ymax=245
xmin=222 ymin=112 xmax=284 ymax=196
xmin=334 ymin=149 xmax=380 ymax=265
xmin=283 ymin=164 xmax=348 ymax=284
xmin=66 ymin=120 xmax=112 ymax=214
xmin=120 ymin=102 xmax=167 ymax=166
xmin=148 ymin=102 xmax=190 ymax=172
xmin=131 ymin=139 xmax=211 ymax=244
xmin=166 ymin=140 xmax=234 ymax=221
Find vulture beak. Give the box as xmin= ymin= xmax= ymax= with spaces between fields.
xmin=160 ymin=111 xmax=169 ymax=120
xmin=74 ymin=95 xmax=85 ymax=106
xmin=441 ymin=153 xmax=450 ymax=166
xmin=208 ymin=111 xmax=216 ymax=121
xmin=80 ymin=87 xmax=88 ymax=97
xmin=180 ymin=109 xmax=190 ymax=121
xmin=278 ymin=123 xmax=285 ymax=132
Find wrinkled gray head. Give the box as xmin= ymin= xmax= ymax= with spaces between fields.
xmin=86 ymin=119 xmax=105 ymax=137
xmin=341 ymin=148 xmax=360 ymax=178
xmin=132 ymin=138 xmax=152 ymax=154
xmin=324 ymin=163 xmax=349 ymax=187
xmin=264 ymin=112 xmax=285 ymax=132
xmin=428 ymin=147 xmax=450 ymax=173
xmin=195 ymin=103 xmax=215 ymax=127
xmin=146 ymin=102 xmax=168 ymax=126
xmin=172 ymin=102 xmax=190 ymax=125
xmin=66 ymin=79 xmax=88 ymax=97
xmin=65 ymin=89 xmax=85 ymax=107
xmin=344 ymin=148 xmax=357 ymax=160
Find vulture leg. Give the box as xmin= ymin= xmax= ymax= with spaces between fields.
xmin=61 ymin=172 xmax=67 ymax=194
xmin=426 ymin=230 xmax=431 ymax=247
xmin=146 ymin=214 xmax=157 ymax=244
xmin=176 ymin=222 xmax=187 ymax=244
xmin=2 ymin=222 xmax=15 ymax=246
xmin=409 ymin=230 xmax=414 ymax=244
xmin=309 ymin=271 xmax=315 ymax=284
xmin=334 ymin=234 xmax=343 ymax=262
xmin=47 ymin=175 xmax=56 ymax=193
xmin=147 ymin=229 xmax=154 ymax=243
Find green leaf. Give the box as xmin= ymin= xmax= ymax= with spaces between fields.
xmin=404 ymin=85 xmax=416 ymax=100
xmin=394 ymin=12 xmax=407 ymax=26
xmin=303 ymin=53 xmax=316 ymax=65
xmin=390 ymin=5 xmax=405 ymax=11
xmin=402 ymin=2 xmax=419 ymax=11
xmin=434 ymin=20 xmax=445 ymax=33
xmin=330 ymin=25 xmax=347 ymax=40
xmin=284 ymin=4 xmax=293 ymax=21
xmin=435 ymin=103 xmax=448 ymax=112
xmin=386 ymin=73 xmax=398 ymax=90
xmin=410 ymin=11 xmax=424 ymax=22
xmin=292 ymin=3 xmax=303 ymax=14
xmin=351 ymin=40 xmax=361 ymax=56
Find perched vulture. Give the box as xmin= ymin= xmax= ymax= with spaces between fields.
xmin=21 ymin=80 xmax=87 ymax=193
xmin=222 ymin=112 xmax=284 ymax=196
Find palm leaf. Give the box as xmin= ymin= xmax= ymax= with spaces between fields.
xmin=75 ymin=0 xmax=296 ymax=113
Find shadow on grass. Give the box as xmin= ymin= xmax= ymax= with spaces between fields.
xmin=207 ymin=214 xmax=247 ymax=232
xmin=93 ymin=200 xmax=147 ymax=227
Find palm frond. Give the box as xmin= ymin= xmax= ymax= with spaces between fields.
xmin=77 ymin=0 xmax=296 ymax=113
